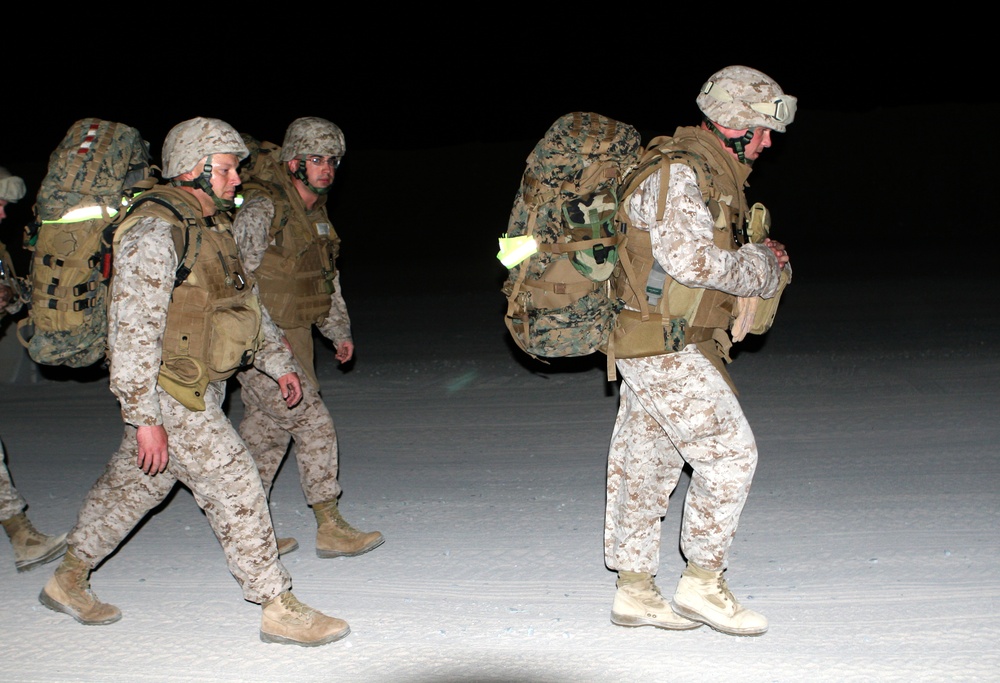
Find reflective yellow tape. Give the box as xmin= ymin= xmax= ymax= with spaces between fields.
xmin=497 ymin=235 xmax=537 ymax=268
xmin=44 ymin=205 xmax=119 ymax=224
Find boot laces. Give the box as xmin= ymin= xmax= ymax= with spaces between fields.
xmin=629 ymin=577 xmax=667 ymax=607
xmin=323 ymin=505 xmax=363 ymax=536
xmin=278 ymin=592 xmax=314 ymax=618
xmin=712 ymin=575 xmax=739 ymax=609
xmin=58 ymin=561 xmax=97 ymax=600
xmin=331 ymin=509 xmax=358 ymax=533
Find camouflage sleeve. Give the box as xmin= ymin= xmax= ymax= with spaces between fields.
xmin=630 ymin=163 xmax=780 ymax=299
xmin=107 ymin=216 xmax=176 ymax=427
xmin=0 ymin=241 xmax=24 ymax=318
xmin=231 ymin=194 xmax=274 ymax=274
xmin=251 ymin=283 xmax=297 ymax=381
xmin=315 ymin=272 xmax=352 ymax=345
xmin=230 ymin=199 xmax=296 ymax=381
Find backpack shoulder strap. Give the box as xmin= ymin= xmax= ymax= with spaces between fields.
xmin=620 ymin=137 xmax=716 ymax=223
xmin=118 ymin=187 xmax=204 ymax=288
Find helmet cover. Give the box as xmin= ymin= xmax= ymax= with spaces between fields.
xmin=696 ymin=65 xmax=797 ymax=132
xmin=278 ymin=117 xmax=346 ymax=162
xmin=162 ymin=117 xmax=249 ymax=178
xmin=0 ymin=165 xmax=26 ymax=203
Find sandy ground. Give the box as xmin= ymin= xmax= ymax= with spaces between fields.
xmin=1 ymin=273 xmax=997 ymax=682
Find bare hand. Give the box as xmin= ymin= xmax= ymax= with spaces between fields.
xmin=278 ymin=372 xmax=303 ymax=408
xmin=763 ymin=237 xmax=790 ymax=270
xmin=0 ymin=283 xmax=12 ymax=309
xmin=136 ymin=425 xmax=169 ymax=475
xmin=335 ymin=340 xmax=354 ymax=364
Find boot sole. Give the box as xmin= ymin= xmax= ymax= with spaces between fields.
xmin=260 ymin=625 xmax=351 ymax=647
xmin=611 ymin=611 xmax=702 ymax=631
xmin=670 ymin=601 xmax=768 ymax=637
xmin=38 ymin=588 xmax=122 ymax=626
xmin=15 ymin=539 xmax=68 ymax=573
xmin=316 ymin=535 xmax=385 ymax=558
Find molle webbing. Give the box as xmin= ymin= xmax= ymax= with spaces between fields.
xmin=603 ymin=133 xmax=743 ymax=378
xmin=124 ymin=188 xmax=203 ymax=287
xmin=160 ymin=222 xmax=261 ymax=383
xmin=120 ymin=187 xmax=261 ymax=384
xmin=241 ymin=162 xmax=338 ymax=329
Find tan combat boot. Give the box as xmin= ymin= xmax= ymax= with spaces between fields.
xmin=313 ymin=500 xmax=384 ymax=558
xmin=671 ymin=562 xmax=768 ymax=636
xmin=276 ymin=537 xmax=299 ymax=556
xmin=260 ymin=591 xmax=350 ymax=646
xmin=38 ymin=548 xmax=121 ymax=625
xmin=1 ymin=512 xmax=67 ymax=572
xmin=611 ymin=571 xmax=701 ymax=630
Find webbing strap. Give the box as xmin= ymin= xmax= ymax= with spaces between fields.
xmin=539 ymin=233 xmax=623 ymax=255
xmin=603 ymin=242 xmax=646 ymax=382
xmin=503 ymin=205 xmax=539 ymax=359
xmin=521 ymin=276 xmax=596 ymax=296
xmin=60 ymin=120 xmax=117 ymax=194
xmin=126 ymin=193 xmax=202 ymax=288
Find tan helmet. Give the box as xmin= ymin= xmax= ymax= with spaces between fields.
xmin=0 ymin=165 xmax=26 ymax=203
xmin=696 ymin=65 xmax=797 ymax=132
xmin=278 ymin=117 xmax=346 ymax=162
xmin=162 ymin=117 xmax=249 ymax=179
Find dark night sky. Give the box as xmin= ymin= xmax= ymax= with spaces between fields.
xmin=2 ymin=16 xmax=991 ymax=164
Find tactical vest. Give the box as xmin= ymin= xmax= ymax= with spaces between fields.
xmin=604 ymin=126 xmax=755 ymax=378
xmin=239 ymin=149 xmax=340 ymax=330
xmin=114 ymin=186 xmax=263 ymax=410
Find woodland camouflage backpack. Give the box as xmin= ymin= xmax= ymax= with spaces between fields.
xmin=498 ymin=112 xmax=643 ymax=363
xmin=16 ymin=118 xmax=157 ymax=367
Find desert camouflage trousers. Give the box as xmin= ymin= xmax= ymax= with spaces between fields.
xmin=67 ymin=381 xmax=291 ymax=604
xmin=604 ymin=346 xmax=757 ymax=575
xmin=237 ymin=363 xmax=341 ymax=505
xmin=0 ymin=440 xmax=27 ymax=520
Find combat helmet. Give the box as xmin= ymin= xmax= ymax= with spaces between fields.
xmin=162 ymin=117 xmax=249 ymax=210
xmin=696 ymin=65 xmax=797 ymax=164
xmin=279 ymin=117 xmax=345 ymax=195
xmin=0 ymin=166 xmax=26 ymax=204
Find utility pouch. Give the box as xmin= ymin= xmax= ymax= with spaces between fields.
xmin=608 ymin=309 xmax=685 ymax=359
xmin=158 ymin=355 xmax=210 ymax=411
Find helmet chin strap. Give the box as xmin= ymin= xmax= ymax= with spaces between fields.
xmin=172 ymin=155 xmax=236 ymax=210
xmin=290 ymin=161 xmax=331 ymax=196
xmin=704 ymin=119 xmax=756 ymax=166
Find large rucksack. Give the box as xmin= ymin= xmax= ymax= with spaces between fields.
xmin=15 ymin=118 xmax=159 ymax=367
xmin=499 ymin=112 xmax=643 ymax=364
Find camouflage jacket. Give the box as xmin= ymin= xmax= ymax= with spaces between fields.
xmin=0 ymin=241 xmax=24 ymax=319
xmin=232 ymin=193 xmax=351 ymax=345
xmin=624 ymin=126 xmax=781 ymax=302
xmin=108 ymin=214 xmax=296 ymax=427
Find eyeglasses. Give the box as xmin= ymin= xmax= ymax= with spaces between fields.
xmin=299 ymin=155 xmax=341 ymax=169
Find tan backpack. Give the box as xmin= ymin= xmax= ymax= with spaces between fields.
xmin=16 ymin=118 xmax=157 ymax=368
xmin=498 ymin=112 xmax=643 ymax=364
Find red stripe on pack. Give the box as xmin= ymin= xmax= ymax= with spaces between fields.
xmin=77 ymin=123 xmax=101 ymax=155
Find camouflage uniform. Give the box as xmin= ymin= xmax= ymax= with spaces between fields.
xmin=232 ymin=194 xmax=349 ymax=504
xmin=0 ymin=243 xmax=27 ymax=516
xmin=66 ymin=216 xmax=296 ymax=603
xmin=0 ymin=240 xmax=27 ymax=517
xmin=604 ymin=138 xmax=783 ymax=576
xmin=0 ymin=446 xmax=27 ymax=521
xmin=1 ymin=175 xmax=68 ymax=572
